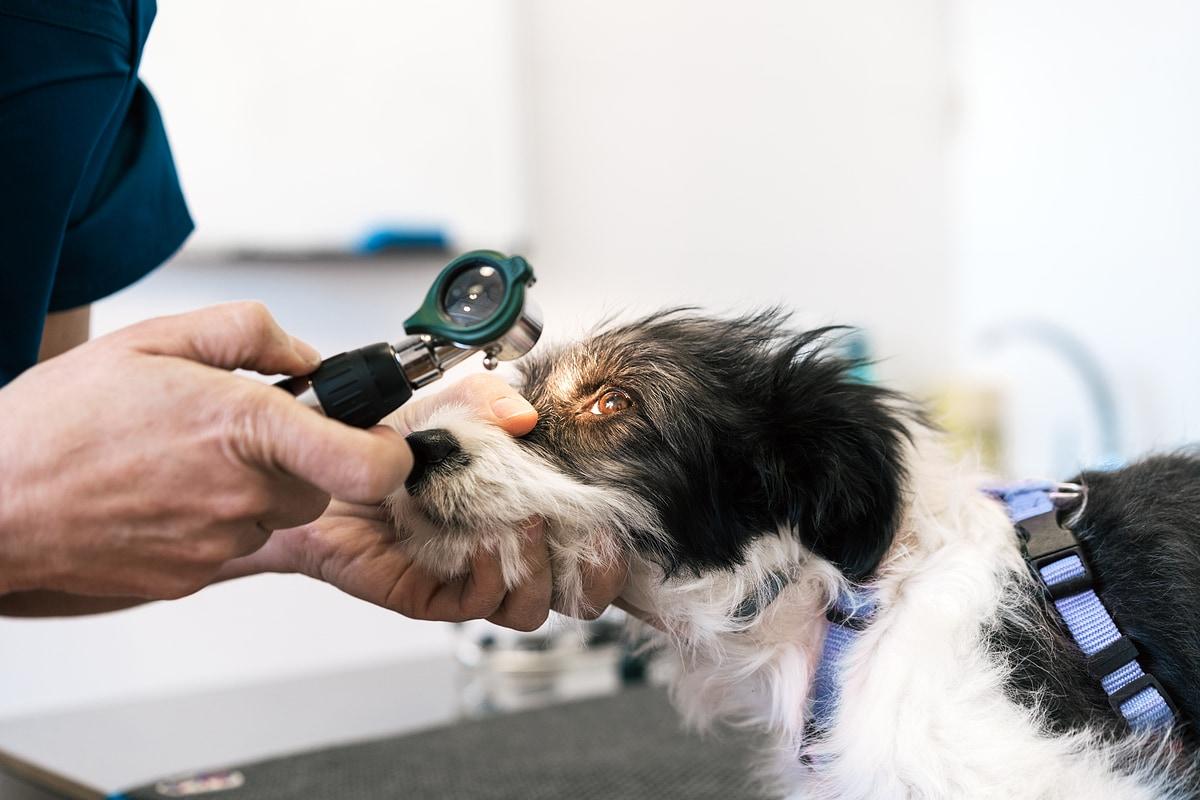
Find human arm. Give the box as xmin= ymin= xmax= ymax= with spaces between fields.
xmin=0 ymin=330 xmax=626 ymax=627
xmin=0 ymin=301 xmax=409 ymax=600
xmin=37 ymin=304 xmax=91 ymax=362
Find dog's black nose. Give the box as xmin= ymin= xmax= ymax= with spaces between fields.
xmin=405 ymin=428 xmax=466 ymax=491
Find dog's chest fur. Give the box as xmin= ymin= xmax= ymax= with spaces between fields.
xmin=389 ymin=312 xmax=1200 ymax=799
xmin=650 ymin=441 xmax=1195 ymax=799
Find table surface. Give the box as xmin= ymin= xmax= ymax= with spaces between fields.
xmin=116 ymin=685 xmax=766 ymax=800
xmin=0 ymin=655 xmax=468 ymax=796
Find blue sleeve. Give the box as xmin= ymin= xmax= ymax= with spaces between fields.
xmin=0 ymin=0 xmax=192 ymax=386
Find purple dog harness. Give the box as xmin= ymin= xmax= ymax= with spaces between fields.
xmin=806 ymin=481 xmax=1178 ymax=734
xmin=986 ymin=481 xmax=1176 ymax=731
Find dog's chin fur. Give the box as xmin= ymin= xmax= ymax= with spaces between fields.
xmin=385 ymin=403 xmax=659 ymax=617
xmin=385 ymin=311 xmax=1199 ymax=799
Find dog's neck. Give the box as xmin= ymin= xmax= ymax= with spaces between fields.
xmin=631 ymin=435 xmax=1183 ymax=799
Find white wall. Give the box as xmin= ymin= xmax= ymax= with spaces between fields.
xmin=140 ymin=0 xmax=527 ymax=250
xmin=519 ymin=0 xmax=953 ymax=389
xmin=951 ymin=0 xmax=1200 ymax=477
xmin=2 ymin=1 xmax=956 ymax=718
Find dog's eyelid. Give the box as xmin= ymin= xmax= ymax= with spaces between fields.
xmin=575 ymin=377 xmax=616 ymax=397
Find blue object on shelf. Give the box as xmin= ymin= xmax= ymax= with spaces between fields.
xmin=356 ymin=227 xmax=449 ymax=255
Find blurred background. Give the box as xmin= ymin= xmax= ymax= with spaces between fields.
xmin=2 ymin=0 xmax=1198 ymax=779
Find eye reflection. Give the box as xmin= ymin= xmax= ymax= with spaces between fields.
xmin=589 ymin=389 xmax=633 ymax=416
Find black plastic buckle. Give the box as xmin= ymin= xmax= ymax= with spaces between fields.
xmin=1108 ymin=673 xmax=1180 ymax=720
xmin=1029 ymin=546 xmax=1094 ymax=601
xmin=1086 ymin=635 xmax=1139 ymax=680
xmin=1017 ymin=510 xmax=1077 ymax=558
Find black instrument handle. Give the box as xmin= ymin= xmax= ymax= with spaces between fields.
xmin=276 ymin=342 xmax=413 ymax=428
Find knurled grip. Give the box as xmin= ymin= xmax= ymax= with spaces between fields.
xmin=310 ymin=342 xmax=414 ymax=428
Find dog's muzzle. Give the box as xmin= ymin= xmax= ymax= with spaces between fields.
xmin=405 ymin=428 xmax=469 ymax=492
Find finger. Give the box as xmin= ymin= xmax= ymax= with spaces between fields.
xmin=247 ymin=390 xmax=414 ymax=504
xmin=226 ymin=523 xmax=274 ymax=561
xmin=392 ymin=373 xmax=537 ymax=437
xmin=214 ymin=532 xmax=297 ymax=581
xmin=570 ymin=554 xmax=629 ymax=619
xmin=487 ymin=522 xmax=552 ymax=632
xmin=425 ymin=549 xmax=508 ymax=622
xmin=121 ymin=301 xmax=321 ymax=376
xmin=486 ymin=393 xmax=539 ymax=437
xmin=255 ymin=476 xmax=331 ymax=531
xmin=613 ymin=596 xmax=665 ymax=631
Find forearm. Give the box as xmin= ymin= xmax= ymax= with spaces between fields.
xmin=0 ymin=590 xmax=149 ymax=617
xmin=0 ymin=527 xmax=305 ymax=617
xmin=38 ymin=304 xmax=91 ymax=362
xmin=0 ymin=459 xmax=43 ymax=596
xmin=0 ymin=566 xmax=277 ymax=617
xmin=0 ymin=480 xmax=142 ymax=611
xmin=0 ymin=304 xmax=93 ymax=599
xmin=0 ymin=559 xmax=285 ymax=617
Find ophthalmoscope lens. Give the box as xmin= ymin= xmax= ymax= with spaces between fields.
xmin=442 ymin=263 xmax=506 ymax=327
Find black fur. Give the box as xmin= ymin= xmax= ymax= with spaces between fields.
xmin=517 ymin=310 xmax=911 ymax=579
xmin=1074 ymin=454 xmax=1200 ymax=729
xmin=992 ymin=452 xmax=1200 ymax=742
xmin=513 ymin=310 xmax=1200 ymax=759
xmin=519 ymin=311 xmax=1200 ymax=731
xmin=987 ymin=583 xmax=1119 ymax=736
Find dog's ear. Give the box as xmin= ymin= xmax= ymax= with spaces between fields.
xmin=756 ymin=335 xmax=911 ymax=580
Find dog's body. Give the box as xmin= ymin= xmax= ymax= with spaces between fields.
xmin=388 ymin=311 xmax=1200 ymax=799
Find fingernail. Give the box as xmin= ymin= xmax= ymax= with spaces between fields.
xmin=492 ymin=395 xmax=535 ymax=421
xmin=291 ymin=337 xmax=322 ymax=369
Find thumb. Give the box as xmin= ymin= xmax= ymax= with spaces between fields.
xmin=392 ymin=373 xmax=538 ymax=437
xmin=250 ymin=387 xmax=414 ymax=503
xmin=120 ymin=301 xmax=322 ymax=376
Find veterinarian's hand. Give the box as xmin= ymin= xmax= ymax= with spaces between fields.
xmin=217 ymin=375 xmax=629 ymax=631
xmin=0 ymin=302 xmax=410 ymax=600
xmin=224 ymin=504 xmax=626 ymax=631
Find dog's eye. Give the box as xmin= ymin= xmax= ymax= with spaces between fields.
xmin=590 ymin=389 xmax=633 ymax=416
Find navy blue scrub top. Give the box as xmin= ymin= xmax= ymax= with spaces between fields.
xmin=0 ymin=0 xmax=193 ymax=387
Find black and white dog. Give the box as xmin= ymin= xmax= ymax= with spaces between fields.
xmin=388 ymin=311 xmax=1200 ymax=799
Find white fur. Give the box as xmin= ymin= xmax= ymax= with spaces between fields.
xmin=389 ymin=409 xmax=1189 ymax=799
xmin=386 ymin=403 xmax=659 ymax=616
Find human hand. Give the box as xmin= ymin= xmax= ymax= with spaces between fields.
xmin=0 ymin=302 xmax=410 ymax=599
xmin=218 ymin=375 xmax=628 ymax=631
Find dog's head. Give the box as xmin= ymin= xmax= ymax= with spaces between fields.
xmin=390 ymin=311 xmax=912 ymax=614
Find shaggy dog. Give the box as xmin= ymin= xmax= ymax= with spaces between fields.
xmin=388 ymin=311 xmax=1199 ymax=799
